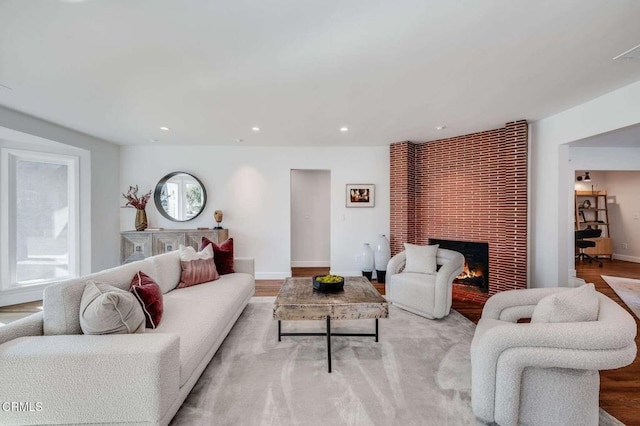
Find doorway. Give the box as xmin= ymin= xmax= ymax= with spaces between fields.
xmin=574 ymin=170 xmax=640 ymax=265
xmin=290 ymin=170 xmax=330 ymax=277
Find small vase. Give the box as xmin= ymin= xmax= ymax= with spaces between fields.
xmin=374 ymin=234 xmax=391 ymax=284
xmin=135 ymin=209 xmax=148 ymax=231
xmin=360 ymin=243 xmax=374 ymax=280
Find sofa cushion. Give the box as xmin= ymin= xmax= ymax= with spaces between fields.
xmin=130 ymin=271 xmax=164 ymax=329
xmin=201 ymin=237 xmax=235 ymax=275
xmin=149 ymin=272 xmax=254 ymax=386
xmin=80 ymin=281 xmax=145 ymax=335
xmin=148 ymin=250 xmax=182 ymax=294
xmin=43 ymin=258 xmax=157 ymax=335
xmin=177 ymin=245 xmax=219 ymax=288
xmin=403 ymin=243 xmax=438 ymax=274
xmin=531 ymin=283 xmax=599 ymax=324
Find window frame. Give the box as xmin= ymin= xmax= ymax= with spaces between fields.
xmin=1 ymin=148 xmax=80 ymax=290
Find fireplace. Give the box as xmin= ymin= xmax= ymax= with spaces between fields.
xmin=429 ymin=239 xmax=489 ymax=293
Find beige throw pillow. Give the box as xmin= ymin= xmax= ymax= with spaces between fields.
xmin=531 ymin=283 xmax=600 ymax=323
xmin=403 ymin=243 xmax=439 ymax=274
xmin=80 ymin=280 xmax=145 ymax=335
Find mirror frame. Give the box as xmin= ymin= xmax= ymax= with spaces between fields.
xmin=154 ymin=171 xmax=207 ymax=222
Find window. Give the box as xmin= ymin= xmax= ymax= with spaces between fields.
xmin=1 ymin=149 xmax=79 ymax=289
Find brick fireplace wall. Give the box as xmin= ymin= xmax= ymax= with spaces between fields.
xmin=390 ymin=121 xmax=528 ymax=301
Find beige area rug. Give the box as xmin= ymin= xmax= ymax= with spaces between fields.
xmin=602 ymin=275 xmax=640 ymax=321
xmin=171 ymin=297 xmax=622 ymax=426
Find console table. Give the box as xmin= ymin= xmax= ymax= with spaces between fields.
xmin=120 ymin=228 xmax=229 ymax=264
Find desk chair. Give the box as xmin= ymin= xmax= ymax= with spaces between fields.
xmin=575 ymin=228 xmax=603 ymax=267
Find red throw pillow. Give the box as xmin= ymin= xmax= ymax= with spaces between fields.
xmin=177 ymin=245 xmax=220 ymax=288
xmin=201 ymin=237 xmax=235 ymax=275
xmin=130 ymin=271 xmax=163 ymax=329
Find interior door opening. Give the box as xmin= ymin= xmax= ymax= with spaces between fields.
xmin=290 ymin=169 xmax=330 ymax=277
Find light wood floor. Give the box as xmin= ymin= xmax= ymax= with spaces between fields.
xmin=2 ymin=260 xmax=639 ymax=423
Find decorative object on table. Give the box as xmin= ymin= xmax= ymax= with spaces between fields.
xmin=374 ymin=234 xmax=391 ymax=284
xmin=134 ymin=210 xmax=148 ymax=232
xmin=312 ymin=275 xmax=345 ymax=292
xmin=346 ymin=184 xmax=375 ymax=207
xmin=360 ymin=243 xmax=374 ymax=280
xmin=122 ymin=185 xmax=152 ymax=231
xmin=154 ymin=172 xmax=207 ymax=222
xmin=214 ymin=210 xmax=224 ymax=229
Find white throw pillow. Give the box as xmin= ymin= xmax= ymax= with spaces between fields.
xmin=403 ymin=243 xmax=439 ymax=274
xmin=79 ymin=281 xmax=145 ymax=335
xmin=178 ymin=244 xmax=213 ymax=261
xmin=531 ymin=283 xmax=599 ymax=323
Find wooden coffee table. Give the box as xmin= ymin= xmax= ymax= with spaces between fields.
xmin=273 ymin=276 xmax=388 ymax=373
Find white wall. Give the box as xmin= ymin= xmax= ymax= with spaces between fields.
xmin=120 ymin=145 xmax=389 ymax=278
xmin=604 ymin=171 xmax=640 ymax=263
xmin=531 ymin=80 xmax=640 ymax=287
xmin=290 ymin=169 xmax=330 ymax=267
xmin=0 ymin=106 xmax=121 ymax=273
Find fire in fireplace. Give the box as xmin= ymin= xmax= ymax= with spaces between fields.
xmin=429 ymin=239 xmax=489 ymax=292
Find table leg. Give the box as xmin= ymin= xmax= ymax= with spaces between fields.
xmin=327 ymin=316 xmax=332 ymax=373
xmin=278 ymin=320 xmax=281 ymax=342
xmin=375 ymin=318 xmax=379 ymax=342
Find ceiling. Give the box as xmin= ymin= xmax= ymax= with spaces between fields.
xmin=569 ymin=122 xmax=640 ymax=148
xmin=1 ymin=0 xmax=640 ymax=147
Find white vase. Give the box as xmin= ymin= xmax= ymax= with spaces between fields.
xmin=374 ymin=234 xmax=391 ymax=271
xmin=360 ymin=243 xmax=374 ymax=273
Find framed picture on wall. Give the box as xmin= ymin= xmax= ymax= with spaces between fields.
xmin=346 ymin=184 xmax=375 ymax=207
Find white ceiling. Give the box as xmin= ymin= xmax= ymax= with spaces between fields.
xmin=569 ymin=122 xmax=640 ymax=148
xmin=1 ymin=0 xmax=640 ymax=147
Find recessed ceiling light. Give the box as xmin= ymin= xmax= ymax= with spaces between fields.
xmin=340 ymin=127 xmax=349 ymax=132
xmin=252 ymin=127 xmax=260 ymax=132
xmin=160 ymin=126 xmax=170 ymax=131
xmin=435 ymin=125 xmax=446 ymax=130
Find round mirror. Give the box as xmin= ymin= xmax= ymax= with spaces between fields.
xmin=154 ymin=172 xmax=207 ymax=222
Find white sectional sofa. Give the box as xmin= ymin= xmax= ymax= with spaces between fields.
xmin=0 ymin=250 xmax=255 ymax=425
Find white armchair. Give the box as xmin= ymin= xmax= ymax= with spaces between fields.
xmin=385 ymin=248 xmax=464 ymax=319
xmin=471 ymin=287 xmax=637 ymax=426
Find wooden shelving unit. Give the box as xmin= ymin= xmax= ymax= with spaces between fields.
xmin=575 ymin=190 xmax=612 ymax=260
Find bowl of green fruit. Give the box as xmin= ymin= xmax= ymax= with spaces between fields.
xmin=312 ymin=275 xmax=345 ymax=293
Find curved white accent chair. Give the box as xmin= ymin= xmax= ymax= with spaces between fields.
xmin=471 ymin=287 xmax=637 ymax=426
xmin=385 ymin=248 xmax=464 ymax=319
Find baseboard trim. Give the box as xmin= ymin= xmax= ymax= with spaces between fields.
xmin=291 ymin=261 xmax=330 ymax=267
xmin=255 ymin=272 xmax=291 ymax=280
xmin=612 ymin=254 xmax=640 ymax=264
